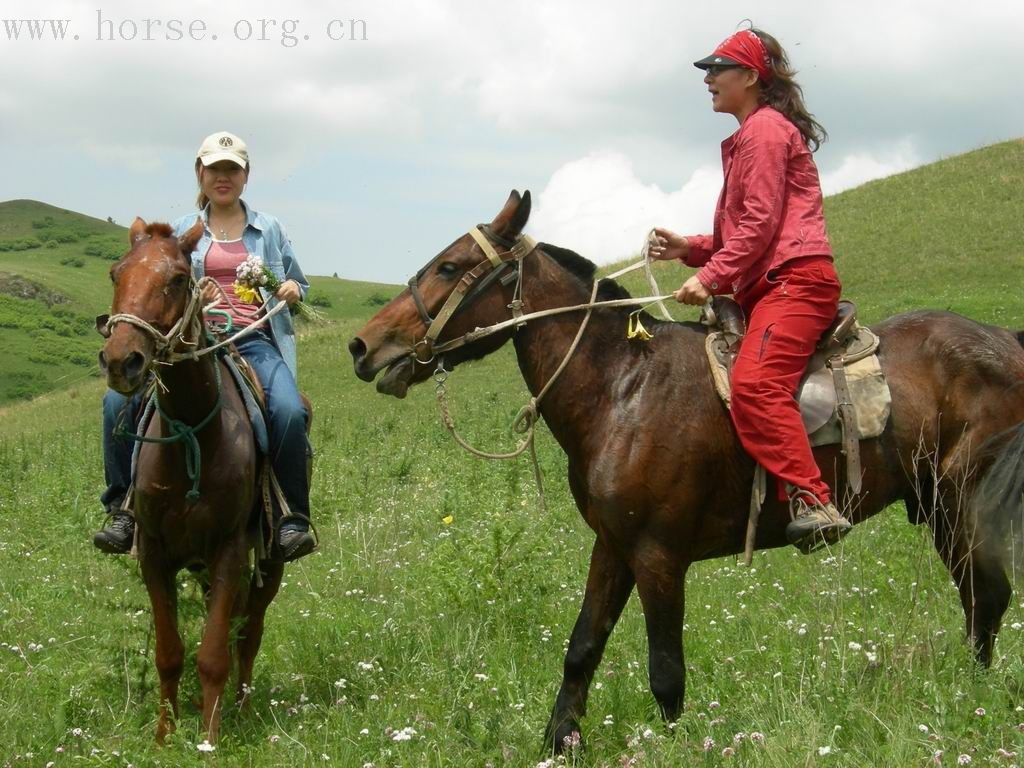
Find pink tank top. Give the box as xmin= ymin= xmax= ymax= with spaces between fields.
xmin=204 ymin=239 xmax=261 ymax=329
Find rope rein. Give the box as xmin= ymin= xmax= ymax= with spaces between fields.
xmin=106 ymin=277 xmax=286 ymax=502
xmin=430 ymin=229 xmax=676 ymax=510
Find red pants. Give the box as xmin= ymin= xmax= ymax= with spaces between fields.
xmin=731 ymin=256 xmax=841 ymax=503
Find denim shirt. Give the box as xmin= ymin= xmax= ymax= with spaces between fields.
xmin=171 ymin=200 xmax=309 ymax=379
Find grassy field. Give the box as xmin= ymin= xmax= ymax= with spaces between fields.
xmin=2 ymin=141 xmax=1024 ymax=767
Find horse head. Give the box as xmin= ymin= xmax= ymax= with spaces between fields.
xmin=349 ymin=190 xmax=534 ymax=398
xmin=98 ymin=217 xmax=204 ymax=394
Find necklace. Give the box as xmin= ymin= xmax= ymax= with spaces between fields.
xmin=211 ymin=210 xmax=242 ymax=240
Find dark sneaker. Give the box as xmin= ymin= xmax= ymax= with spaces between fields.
xmin=93 ymin=513 xmax=135 ymax=554
xmin=785 ymin=493 xmax=852 ymax=554
xmin=278 ymin=526 xmax=316 ymax=563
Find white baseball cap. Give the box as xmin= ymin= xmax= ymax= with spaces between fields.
xmin=196 ymin=131 xmax=249 ymax=167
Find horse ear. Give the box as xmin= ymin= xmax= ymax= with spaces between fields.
xmin=178 ymin=217 xmax=204 ymax=258
xmin=489 ymin=189 xmax=531 ymax=239
xmin=129 ymin=217 xmax=147 ymax=244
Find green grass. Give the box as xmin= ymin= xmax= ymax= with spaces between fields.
xmin=2 ymin=142 xmax=1024 ymax=766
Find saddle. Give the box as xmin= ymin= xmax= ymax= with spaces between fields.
xmin=703 ymin=297 xmax=892 ymax=497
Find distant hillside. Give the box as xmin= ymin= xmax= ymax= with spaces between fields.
xmin=0 ymin=200 xmax=398 ymax=405
xmin=605 ymin=138 xmax=1024 ymax=328
xmin=2 ymin=139 xmax=1022 ymax=405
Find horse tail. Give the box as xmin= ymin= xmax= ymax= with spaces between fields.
xmin=973 ymin=419 xmax=1024 ymax=580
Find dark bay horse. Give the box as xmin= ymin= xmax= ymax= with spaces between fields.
xmin=350 ymin=191 xmax=1024 ymax=752
xmin=99 ymin=219 xmax=284 ymax=743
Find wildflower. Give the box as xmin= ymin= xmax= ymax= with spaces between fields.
xmin=957 ymin=755 xmax=972 ymax=765
xmin=975 ymin=707 xmax=986 ymax=717
xmin=750 ymin=731 xmax=766 ymax=744
xmin=733 ymin=732 xmax=746 ymax=744
xmin=562 ymin=731 xmax=581 ymax=749
xmin=721 ymin=747 xmax=735 ymax=757
xmin=642 ymin=728 xmax=654 ymax=739
xmin=995 ymin=748 xmax=1018 ymax=760
xmin=932 ymin=751 xmax=943 ymax=765
xmin=848 ymin=641 xmax=862 ymax=651
xmin=360 ymin=728 xmax=369 ymax=735
xmin=708 ymin=700 xmax=720 ymax=710
xmin=703 ymin=737 xmax=715 ymax=752
xmin=197 ymin=740 xmax=215 ymax=753
xmin=269 ymin=735 xmax=280 ymax=744
xmin=442 ymin=515 xmax=454 ymax=525
xmin=818 ymin=746 xmax=832 ymax=756
xmin=391 ymin=726 xmax=417 ymax=742
xmin=918 ymin=724 xmax=929 ymax=734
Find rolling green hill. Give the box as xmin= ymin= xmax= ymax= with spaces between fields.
xmin=0 ymin=201 xmax=399 ymax=405
xmin=1 ymin=138 xmax=1022 ymax=408
xmin=606 ymin=138 xmax=1024 ymax=328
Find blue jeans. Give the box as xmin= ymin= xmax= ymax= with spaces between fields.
xmin=100 ymin=333 xmax=310 ymax=524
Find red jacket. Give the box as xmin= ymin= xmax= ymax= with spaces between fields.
xmin=683 ymin=105 xmax=833 ymax=306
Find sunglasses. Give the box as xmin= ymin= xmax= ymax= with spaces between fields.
xmin=704 ymin=65 xmax=742 ymax=77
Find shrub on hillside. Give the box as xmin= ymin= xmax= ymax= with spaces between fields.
xmin=366 ymin=292 xmax=390 ymax=307
xmin=0 ymin=238 xmax=43 ymax=252
xmin=45 ymin=240 xmax=59 ymax=249
xmin=307 ymin=289 xmax=333 ymax=308
xmin=60 ymin=257 xmax=85 ymax=268
xmin=31 ymin=216 xmax=55 ymax=229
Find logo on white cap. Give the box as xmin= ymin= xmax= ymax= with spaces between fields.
xmin=219 ymin=137 xmax=233 ymax=148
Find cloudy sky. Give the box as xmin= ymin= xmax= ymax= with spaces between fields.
xmin=1 ymin=0 xmax=1021 ymax=283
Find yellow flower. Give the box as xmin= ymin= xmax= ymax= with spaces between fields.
xmin=442 ymin=515 xmax=454 ymax=525
xmin=233 ymin=282 xmax=258 ymax=304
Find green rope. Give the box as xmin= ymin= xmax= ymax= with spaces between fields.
xmin=115 ymin=355 xmax=224 ymax=502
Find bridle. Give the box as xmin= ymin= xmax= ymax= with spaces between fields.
xmin=407 ymin=223 xmax=537 ymax=364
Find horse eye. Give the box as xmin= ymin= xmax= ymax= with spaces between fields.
xmin=437 ymin=262 xmax=460 ymax=277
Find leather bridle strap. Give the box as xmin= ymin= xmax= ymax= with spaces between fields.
xmin=412 ymin=226 xmax=537 ymax=361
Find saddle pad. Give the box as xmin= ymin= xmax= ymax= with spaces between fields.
xmin=223 ymin=355 xmax=270 ymax=456
xmin=705 ymin=330 xmax=892 ymax=447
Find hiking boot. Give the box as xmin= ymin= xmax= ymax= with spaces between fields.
xmin=93 ymin=513 xmax=135 ymax=554
xmin=278 ymin=524 xmax=316 ymax=563
xmin=785 ymin=492 xmax=852 ymax=554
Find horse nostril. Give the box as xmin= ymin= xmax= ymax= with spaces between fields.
xmin=98 ymin=350 xmax=109 ymax=373
xmin=348 ymin=337 xmax=367 ymax=362
xmin=123 ymin=351 xmax=146 ymax=381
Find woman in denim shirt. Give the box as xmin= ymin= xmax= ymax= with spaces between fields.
xmin=95 ymin=131 xmax=316 ymax=562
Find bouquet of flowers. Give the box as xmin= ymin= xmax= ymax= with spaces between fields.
xmin=233 ymin=255 xmax=323 ymax=321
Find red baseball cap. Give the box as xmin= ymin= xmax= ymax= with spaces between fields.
xmin=693 ymin=30 xmax=772 ymax=83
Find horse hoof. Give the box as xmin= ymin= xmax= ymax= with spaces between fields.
xmin=545 ymin=722 xmax=583 ymax=755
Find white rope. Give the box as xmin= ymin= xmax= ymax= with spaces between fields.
xmin=106 ymin=276 xmax=290 ymax=363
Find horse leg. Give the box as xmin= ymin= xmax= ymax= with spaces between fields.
xmin=544 ymin=537 xmax=634 ymax=754
xmin=633 ymin=542 xmax=687 ymax=723
xmin=929 ymin=488 xmax=1011 ymax=667
xmin=197 ymin=534 xmax=247 ymax=743
xmin=140 ymin=547 xmax=183 ymax=744
xmin=236 ymin=559 xmax=284 ymax=708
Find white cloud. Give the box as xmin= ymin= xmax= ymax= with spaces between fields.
xmin=531 ymin=139 xmax=925 ymax=266
xmin=820 ymin=141 xmax=921 ymax=195
xmin=529 ymin=150 xmax=720 ymax=265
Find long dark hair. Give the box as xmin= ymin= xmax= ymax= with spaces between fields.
xmin=750 ymin=27 xmax=828 ymax=152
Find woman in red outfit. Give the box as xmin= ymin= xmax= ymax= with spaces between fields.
xmin=650 ymin=27 xmax=852 ymax=553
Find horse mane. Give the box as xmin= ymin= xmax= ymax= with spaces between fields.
xmin=538 ymin=242 xmax=635 ymax=303
xmin=145 ymin=222 xmax=175 ymax=239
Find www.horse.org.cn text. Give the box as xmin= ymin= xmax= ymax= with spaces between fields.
xmin=1 ymin=12 xmax=369 ymax=47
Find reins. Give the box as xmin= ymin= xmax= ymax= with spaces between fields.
xmin=105 ymin=273 xmax=286 ymax=502
xmin=422 ymin=226 xmax=677 ymax=510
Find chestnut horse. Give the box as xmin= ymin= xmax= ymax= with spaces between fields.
xmin=99 ymin=219 xmax=284 ymax=743
xmin=350 ymin=191 xmax=1024 ymax=752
